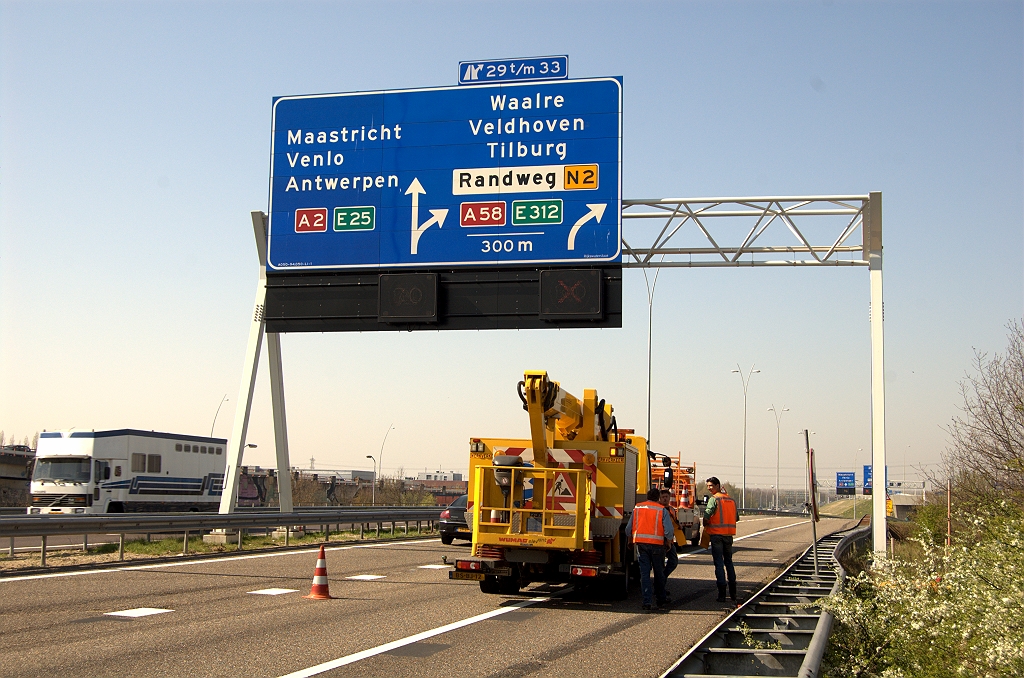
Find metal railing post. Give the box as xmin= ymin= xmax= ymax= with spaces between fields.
xmin=40 ymin=535 xmax=46 ymax=567
xmin=119 ymin=533 xmax=125 ymax=561
xmin=183 ymin=530 xmax=189 ymax=555
xmin=83 ymin=534 xmax=88 ymax=552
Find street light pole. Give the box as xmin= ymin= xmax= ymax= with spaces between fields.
xmin=641 ymin=265 xmax=664 ymax=444
xmin=732 ymin=364 xmax=760 ymax=509
xmin=378 ymin=423 xmax=394 ymax=501
xmin=366 ymin=455 xmax=376 ymax=506
xmin=855 ymin=448 xmax=862 ymax=519
xmin=210 ymin=394 xmax=228 ymax=437
xmin=768 ymin=405 xmax=789 ymax=511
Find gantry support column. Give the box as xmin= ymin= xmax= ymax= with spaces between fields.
xmin=865 ymin=192 xmax=888 ymax=554
xmin=219 ymin=212 xmax=293 ymax=514
xmin=267 ymin=331 xmax=293 ymax=512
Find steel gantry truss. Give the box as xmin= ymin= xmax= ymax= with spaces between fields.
xmin=621 ymin=194 xmax=872 ymax=268
xmin=220 ymin=193 xmax=887 ymax=555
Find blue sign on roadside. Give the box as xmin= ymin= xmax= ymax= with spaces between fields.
xmin=267 ymin=77 xmax=621 ymax=272
xmin=459 ymin=56 xmax=568 ymax=85
xmin=837 ymin=471 xmax=856 ymax=495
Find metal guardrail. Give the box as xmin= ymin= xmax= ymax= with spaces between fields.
xmin=661 ymin=521 xmax=871 ymax=678
xmin=0 ymin=507 xmax=442 ymax=539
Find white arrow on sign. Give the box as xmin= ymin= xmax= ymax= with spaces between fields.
xmin=567 ymin=203 xmax=607 ymax=251
xmin=405 ymin=178 xmax=449 ymax=255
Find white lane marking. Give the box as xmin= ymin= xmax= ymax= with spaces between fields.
xmin=278 ymin=596 xmax=549 ymax=677
xmin=105 ymin=607 xmax=173 ymax=617
xmin=678 ymin=520 xmax=811 ymax=559
xmin=345 ymin=574 xmax=385 ymax=581
xmin=0 ymin=539 xmax=439 ymax=583
xmin=417 ymin=564 xmax=450 ymax=569
xmin=248 ymin=588 xmax=299 ymax=595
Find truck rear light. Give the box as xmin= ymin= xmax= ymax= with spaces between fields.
xmin=456 ymin=560 xmax=482 ymax=571
xmin=570 ymin=566 xmax=598 ymax=577
xmin=470 ymin=440 xmax=485 ymax=452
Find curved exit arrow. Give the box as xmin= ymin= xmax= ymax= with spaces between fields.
xmin=567 ymin=203 xmax=607 ymax=251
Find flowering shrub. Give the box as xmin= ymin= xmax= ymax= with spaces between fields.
xmin=821 ymin=506 xmax=1024 ymax=677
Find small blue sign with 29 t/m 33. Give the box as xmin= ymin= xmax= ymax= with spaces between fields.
xmin=459 ymin=56 xmax=568 ymax=84
xmin=267 ymin=77 xmax=621 ymax=271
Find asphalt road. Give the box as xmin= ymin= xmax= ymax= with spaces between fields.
xmin=0 ymin=516 xmax=853 ymax=678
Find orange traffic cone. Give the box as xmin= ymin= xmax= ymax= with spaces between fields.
xmin=304 ymin=545 xmax=335 ymax=599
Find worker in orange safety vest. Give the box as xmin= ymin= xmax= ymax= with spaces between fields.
xmin=702 ymin=477 xmax=739 ymax=602
xmin=626 ymin=487 xmax=673 ymax=611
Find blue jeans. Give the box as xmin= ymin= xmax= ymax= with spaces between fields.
xmin=664 ymin=544 xmax=678 ymax=582
xmin=710 ymin=535 xmax=736 ymax=588
xmin=636 ymin=543 xmax=667 ymax=606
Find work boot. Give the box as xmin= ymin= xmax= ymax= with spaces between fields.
xmin=716 ymin=585 xmax=727 ymax=602
xmin=729 ymin=582 xmax=737 ymax=601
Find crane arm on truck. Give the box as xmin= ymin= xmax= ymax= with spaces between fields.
xmin=519 ymin=371 xmax=615 ymax=456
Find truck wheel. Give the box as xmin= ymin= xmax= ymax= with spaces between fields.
xmin=479 ymin=576 xmax=501 ymax=594
xmin=440 ymin=533 xmax=454 ymax=545
xmin=498 ymin=576 xmax=521 ymax=595
xmin=107 ymin=503 xmax=124 ymax=513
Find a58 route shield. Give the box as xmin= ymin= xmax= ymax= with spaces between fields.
xmin=267 ymin=77 xmax=622 ymax=271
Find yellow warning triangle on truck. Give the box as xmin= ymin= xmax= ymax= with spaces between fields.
xmin=548 ymin=471 xmax=576 ymax=499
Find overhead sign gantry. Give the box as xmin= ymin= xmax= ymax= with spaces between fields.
xmin=222 ymin=57 xmax=889 ymax=556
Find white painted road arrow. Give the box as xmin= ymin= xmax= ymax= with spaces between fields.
xmin=406 ymin=178 xmax=449 ymax=255
xmin=567 ymin=203 xmax=607 ymax=250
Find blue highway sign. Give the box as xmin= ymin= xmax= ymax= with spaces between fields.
xmin=863 ymin=465 xmax=872 ymax=488
xmin=459 ymin=56 xmax=568 ymax=85
xmin=837 ymin=471 xmax=856 ymax=495
xmin=267 ymin=78 xmax=621 ymax=272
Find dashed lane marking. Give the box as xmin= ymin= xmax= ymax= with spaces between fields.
xmin=105 ymin=607 xmax=173 ymax=618
xmin=0 ymin=538 xmax=439 ymax=583
xmin=345 ymin=574 xmax=385 ymax=580
xmin=417 ymin=564 xmax=451 ymax=569
xmin=277 ymin=596 xmax=550 ymax=678
xmin=248 ymin=588 xmax=299 ymax=595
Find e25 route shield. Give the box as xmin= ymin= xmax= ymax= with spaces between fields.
xmin=267 ymin=77 xmax=621 ymax=271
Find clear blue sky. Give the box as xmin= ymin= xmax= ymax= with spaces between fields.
xmin=2 ymin=1 xmax=1021 ymax=491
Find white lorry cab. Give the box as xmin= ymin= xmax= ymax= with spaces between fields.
xmin=29 ymin=430 xmax=227 ymax=514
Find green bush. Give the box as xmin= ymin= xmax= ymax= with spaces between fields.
xmin=821 ymin=505 xmax=1024 ymax=677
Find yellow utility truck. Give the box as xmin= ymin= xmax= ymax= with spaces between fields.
xmin=449 ymin=370 xmax=660 ymax=597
